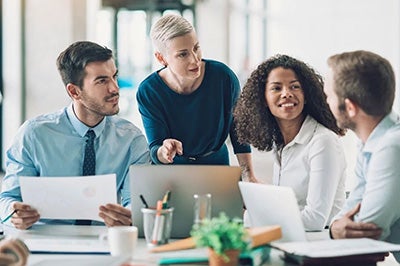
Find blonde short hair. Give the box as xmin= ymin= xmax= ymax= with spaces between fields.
xmin=150 ymin=14 xmax=194 ymax=53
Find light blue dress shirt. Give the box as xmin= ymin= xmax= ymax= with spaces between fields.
xmin=0 ymin=104 xmax=150 ymax=224
xmin=333 ymin=111 xmax=400 ymax=262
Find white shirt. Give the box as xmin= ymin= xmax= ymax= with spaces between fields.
xmin=273 ymin=116 xmax=346 ymax=230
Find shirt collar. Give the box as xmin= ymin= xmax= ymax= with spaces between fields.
xmin=66 ymin=103 xmax=106 ymax=137
xmin=287 ymin=115 xmax=317 ymax=147
xmin=362 ymin=111 xmax=400 ymax=153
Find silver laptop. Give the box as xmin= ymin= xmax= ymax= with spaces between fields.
xmin=238 ymin=181 xmax=307 ymax=242
xmin=129 ymin=165 xmax=243 ymax=238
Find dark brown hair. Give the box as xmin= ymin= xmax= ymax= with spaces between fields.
xmin=56 ymin=41 xmax=113 ymax=88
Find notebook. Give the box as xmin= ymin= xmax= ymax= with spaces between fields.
xmin=129 ymin=165 xmax=243 ymax=238
xmin=238 ymin=181 xmax=307 ymax=242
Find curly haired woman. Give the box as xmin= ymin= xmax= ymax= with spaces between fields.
xmin=234 ymin=54 xmax=346 ymax=230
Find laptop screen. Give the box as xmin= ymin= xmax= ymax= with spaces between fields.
xmin=238 ymin=181 xmax=307 ymax=242
xmin=129 ymin=165 xmax=243 ymax=238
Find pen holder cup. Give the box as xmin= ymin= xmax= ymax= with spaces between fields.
xmin=141 ymin=207 xmax=174 ymax=246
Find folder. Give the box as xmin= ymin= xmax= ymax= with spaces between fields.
xmin=157 ymin=245 xmax=271 ymax=266
xmin=272 ymin=238 xmax=400 ymax=266
xmin=150 ymin=225 xmax=282 ymax=253
xmin=283 ymin=252 xmax=387 ymax=266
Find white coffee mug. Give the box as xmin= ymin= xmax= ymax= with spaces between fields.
xmin=107 ymin=226 xmax=138 ymax=257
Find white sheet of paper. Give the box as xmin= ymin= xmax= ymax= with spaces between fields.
xmin=20 ymin=174 xmax=117 ymax=221
xmin=30 ymin=256 xmax=127 ymax=266
xmin=272 ymin=238 xmax=400 ymax=258
xmin=25 ymin=238 xmax=110 ymax=254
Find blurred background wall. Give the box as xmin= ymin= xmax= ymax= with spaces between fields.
xmin=2 ymin=0 xmax=400 ymax=189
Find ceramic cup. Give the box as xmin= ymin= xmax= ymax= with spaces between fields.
xmin=107 ymin=226 xmax=138 ymax=257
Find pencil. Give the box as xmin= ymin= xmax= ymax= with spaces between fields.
xmin=1 ymin=209 xmax=17 ymax=223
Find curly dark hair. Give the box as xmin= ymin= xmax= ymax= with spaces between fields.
xmin=233 ymin=54 xmax=345 ymax=151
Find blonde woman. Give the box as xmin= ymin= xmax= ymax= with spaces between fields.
xmin=137 ymin=14 xmax=255 ymax=180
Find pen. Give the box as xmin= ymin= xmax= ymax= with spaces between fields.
xmin=162 ymin=190 xmax=171 ymax=209
xmin=140 ymin=194 xmax=149 ymax=208
xmin=1 ymin=210 xmax=17 ymax=223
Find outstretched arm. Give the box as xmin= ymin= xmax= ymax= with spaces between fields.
xmin=157 ymin=139 xmax=183 ymax=164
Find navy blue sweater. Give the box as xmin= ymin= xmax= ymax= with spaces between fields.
xmin=136 ymin=59 xmax=251 ymax=164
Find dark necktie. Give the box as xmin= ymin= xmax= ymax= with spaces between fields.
xmin=82 ymin=130 xmax=96 ymax=176
xmin=75 ymin=130 xmax=96 ymax=226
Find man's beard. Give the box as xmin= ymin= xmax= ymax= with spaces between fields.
xmin=337 ymin=104 xmax=356 ymax=131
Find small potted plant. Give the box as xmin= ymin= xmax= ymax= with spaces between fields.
xmin=190 ymin=212 xmax=249 ymax=266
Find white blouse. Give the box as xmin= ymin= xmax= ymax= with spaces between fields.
xmin=272 ymin=115 xmax=346 ymax=230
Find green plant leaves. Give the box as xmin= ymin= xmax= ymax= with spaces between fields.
xmin=190 ymin=212 xmax=250 ymax=257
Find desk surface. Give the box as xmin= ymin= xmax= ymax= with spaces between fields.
xmin=28 ymin=244 xmax=400 ymax=266
xmin=4 ymin=225 xmax=399 ymax=266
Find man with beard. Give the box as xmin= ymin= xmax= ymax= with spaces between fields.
xmin=324 ymin=50 xmax=400 ymax=262
xmin=0 ymin=41 xmax=150 ymax=229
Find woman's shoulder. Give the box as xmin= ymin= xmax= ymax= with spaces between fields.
xmin=303 ymin=118 xmax=345 ymax=160
xmin=305 ymin=116 xmax=340 ymax=142
xmin=204 ymin=59 xmax=235 ymax=74
xmin=138 ymin=71 xmax=161 ymax=89
xmin=203 ymin=59 xmax=239 ymax=85
xmin=137 ymin=71 xmax=167 ymax=99
xmin=312 ymin=123 xmax=342 ymax=149
xmin=204 ymin=58 xmax=227 ymax=67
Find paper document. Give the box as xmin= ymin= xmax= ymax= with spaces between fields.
xmin=24 ymin=237 xmax=110 ymax=254
xmin=26 ymin=224 xmax=108 ymax=237
xmin=20 ymin=174 xmax=117 ymax=221
xmin=30 ymin=256 xmax=127 ymax=266
xmin=272 ymin=238 xmax=400 ymax=258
